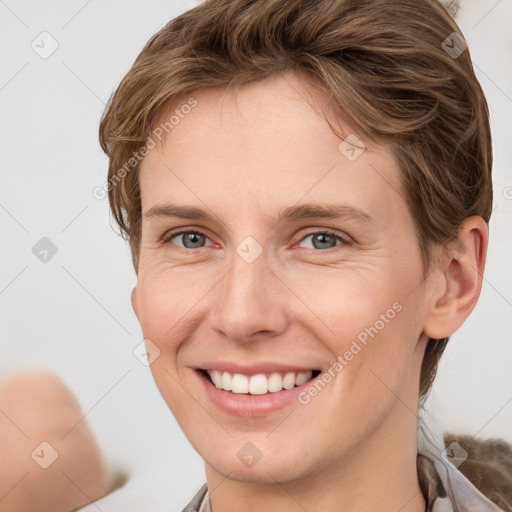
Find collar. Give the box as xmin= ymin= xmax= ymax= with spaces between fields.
xmin=417 ymin=413 xmax=504 ymax=512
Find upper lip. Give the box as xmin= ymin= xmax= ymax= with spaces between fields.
xmin=196 ymin=361 xmax=320 ymax=375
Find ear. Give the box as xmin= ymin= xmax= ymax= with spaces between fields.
xmin=131 ymin=285 xmax=140 ymax=321
xmin=423 ymin=216 xmax=488 ymax=339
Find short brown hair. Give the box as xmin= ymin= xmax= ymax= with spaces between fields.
xmin=99 ymin=0 xmax=493 ymax=398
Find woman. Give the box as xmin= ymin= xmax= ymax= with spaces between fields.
xmin=98 ymin=0 xmax=512 ymax=510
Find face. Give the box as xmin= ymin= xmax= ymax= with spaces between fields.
xmin=132 ymin=73 xmax=434 ymax=484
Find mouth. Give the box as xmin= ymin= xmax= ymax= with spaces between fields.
xmin=198 ymin=368 xmax=322 ymax=395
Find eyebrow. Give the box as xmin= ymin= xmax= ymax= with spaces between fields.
xmin=144 ymin=202 xmax=373 ymax=224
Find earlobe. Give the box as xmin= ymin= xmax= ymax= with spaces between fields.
xmin=423 ymin=216 xmax=488 ymax=340
xmin=131 ymin=286 xmax=140 ymax=321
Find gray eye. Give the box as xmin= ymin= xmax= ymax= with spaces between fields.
xmin=299 ymin=233 xmax=341 ymax=250
xmin=173 ymin=232 xmax=208 ymax=249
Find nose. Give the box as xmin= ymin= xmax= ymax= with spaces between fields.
xmin=208 ymin=248 xmax=288 ymax=344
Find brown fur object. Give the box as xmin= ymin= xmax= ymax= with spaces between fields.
xmin=418 ymin=453 xmax=448 ymax=511
xmin=444 ymin=433 xmax=512 ymax=511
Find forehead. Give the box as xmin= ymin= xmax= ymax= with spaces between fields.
xmin=138 ymin=73 xmax=405 ymax=222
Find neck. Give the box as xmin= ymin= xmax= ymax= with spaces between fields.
xmin=205 ymin=398 xmax=426 ymax=512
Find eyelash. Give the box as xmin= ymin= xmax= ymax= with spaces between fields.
xmin=161 ymin=228 xmax=351 ymax=253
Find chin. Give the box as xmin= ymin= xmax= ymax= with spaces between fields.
xmin=200 ymin=436 xmax=322 ymax=484
xmin=206 ymin=456 xmax=310 ymax=484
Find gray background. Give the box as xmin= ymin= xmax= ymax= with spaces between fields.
xmin=1 ymin=0 xmax=511 ymax=509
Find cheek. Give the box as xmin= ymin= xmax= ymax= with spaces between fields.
xmin=287 ymin=264 xmax=410 ymax=341
xmin=289 ymin=264 xmax=422 ymax=394
xmin=136 ymin=264 xmax=209 ymax=337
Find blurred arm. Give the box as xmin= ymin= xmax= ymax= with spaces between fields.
xmin=0 ymin=370 xmax=113 ymax=512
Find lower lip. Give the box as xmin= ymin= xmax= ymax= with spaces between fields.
xmin=194 ymin=369 xmax=319 ymax=417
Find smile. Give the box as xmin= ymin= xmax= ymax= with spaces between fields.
xmin=201 ymin=369 xmax=321 ymax=395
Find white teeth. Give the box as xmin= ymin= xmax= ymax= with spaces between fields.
xmin=210 ymin=370 xmax=222 ymax=388
xmin=249 ymin=374 xmax=268 ymax=395
xmin=282 ymin=372 xmax=296 ymax=390
xmin=267 ymin=372 xmax=283 ymax=392
xmin=205 ymin=369 xmax=314 ymax=394
xmin=221 ymin=371 xmax=232 ymax=391
xmin=231 ymin=373 xmax=249 ymax=393
xmin=295 ymin=372 xmax=309 ymax=386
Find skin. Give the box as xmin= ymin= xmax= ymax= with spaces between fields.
xmin=0 ymin=371 xmax=113 ymax=512
xmin=131 ymin=72 xmax=488 ymax=512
